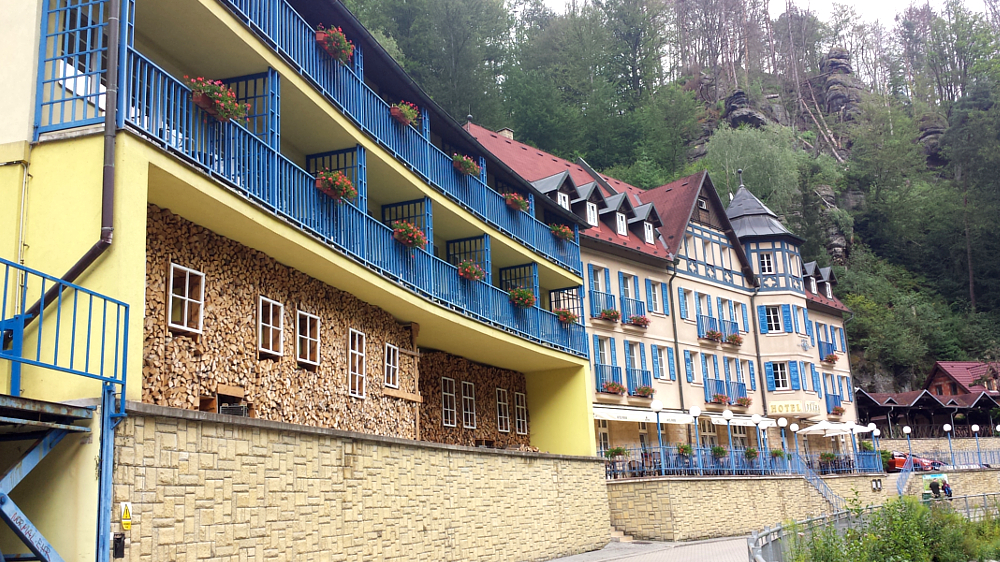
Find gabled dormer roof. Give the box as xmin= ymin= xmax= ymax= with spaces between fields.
xmin=819 ymin=267 xmax=837 ymax=284
xmin=629 ymin=203 xmax=662 ymax=227
xmin=600 ymin=193 xmax=633 ymax=216
xmin=726 ymin=186 xmax=805 ymax=242
xmin=531 ymin=171 xmax=569 ymax=194
xmin=803 ymin=261 xmax=820 ymax=278
xmin=573 ymin=182 xmax=603 ymax=204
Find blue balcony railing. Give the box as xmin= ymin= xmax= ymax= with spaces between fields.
xmin=621 ymin=297 xmax=646 ymax=324
xmin=826 ymin=393 xmax=843 ymax=414
xmin=728 ymin=381 xmax=748 ymax=401
xmin=697 ymin=315 xmax=719 ymax=339
xmin=819 ymin=341 xmax=836 ymax=360
xmin=626 ymin=368 xmax=651 ymax=396
xmin=705 ymin=378 xmax=728 ymax=402
xmin=122 ymin=49 xmax=586 ymax=357
xmin=228 ymin=0 xmax=583 ymax=274
xmin=589 ymin=291 xmax=616 ymax=318
xmin=721 ymin=319 xmax=739 ymax=339
xmin=595 ymin=364 xmax=623 ymax=393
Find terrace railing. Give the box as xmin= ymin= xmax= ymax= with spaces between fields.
xmin=705 ymin=378 xmax=728 ymax=403
xmin=826 ymin=393 xmax=843 ymax=414
xmin=721 ymin=319 xmax=740 ymax=340
xmin=123 ymin=48 xmax=586 ymax=356
xmin=621 ymin=297 xmax=646 ymax=323
xmin=818 ymin=341 xmax=836 ymax=359
xmin=626 ymin=368 xmax=652 ymax=396
xmin=589 ymin=291 xmax=616 ymax=318
xmin=728 ymin=381 xmax=748 ymax=401
xmin=602 ymin=446 xmax=802 ymax=479
xmin=594 ymin=364 xmax=623 ymax=394
xmin=697 ymin=315 xmax=719 ymax=339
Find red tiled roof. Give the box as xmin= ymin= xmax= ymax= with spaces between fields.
xmin=804 ymin=286 xmax=850 ymax=313
xmin=466 ymin=123 xmax=673 ymax=261
xmin=635 ymin=171 xmax=707 ymax=256
xmin=926 ymin=362 xmax=1000 ymax=395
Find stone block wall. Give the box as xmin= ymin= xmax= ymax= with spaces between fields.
xmin=880 ymin=437 xmax=1000 ymax=454
xmin=418 ymin=351 xmax=530 ymax=448
xmin=113 ymin=403 xmax=609 ymax=561
xmin=902 ymin=468 xmax=1000 ymax=496
xmin=144 ymin=205 xmax=418 ymax=438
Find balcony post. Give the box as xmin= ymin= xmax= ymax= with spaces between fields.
xmin=353 ymin=43 xmax=363 ymax=79
xmin=478 ymin=156 xmax=487 ymax=184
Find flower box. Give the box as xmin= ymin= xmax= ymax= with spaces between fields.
xmin=598 ymin=309 xmax=620 ymax=322
xmin=831 ymin=406 xmax=845 ymax=416
xmin=634 ymin=385 xmax=654 ymax=398
xmin=392 ymin=221 xmax=427 ymax=249
xmin=549 ymin=223 xmax=574 ymax=241
xmin=390 ymin=101 xmax=419 ymax=127
xmin=711 ymin=393 xmax=729 ymax=405
xmin=603 ymin=446 xmax=628 ymax=459
xmin=508 ymin=287 xmax=536 ymax=308
xmin=711 ymin=446 xmax=728 ymax=459
xmin=823 ymin=353 xmax=839 ymax=364
xmin=676 ymin=444 xmax=692 ymax=456
xmin=452 ymin=154 xmax=481 ymax=176
xmin=185 ymin=76 xmax=249 ymax=122
xmin=315 ymin=170 xmax=357 ymax=202
xmin=504 ymin=192 xmax=529 ymax=212
xmin=725 ymin=333 xmax=743 ymax=346
xmin=628 ymin=315 xmax=650 ymax=328
xmin=744 ymin=448 xmax=759 ymax=460
xmin=554 ymin=308 xmax=579 ymax=325
xmin=770 ymin=449 xmax=785 ymax=459
xmin=701 ymin=330 xmax=723 ymax=343
xmin=734 ymin=397 xmax=752 ymax=407
xmin=820 ymin=452 xmax=838 ymax=463
xmin=601 ymin=381 xmax=626 ymax=395
xmin=316 ymin=24 xmax=354 ymax=63
xmin=457 ymin=260 xmax=485 ymax=281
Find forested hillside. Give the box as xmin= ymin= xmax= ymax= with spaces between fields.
xmin=345 ymin=0 xmax=1000 ymax=391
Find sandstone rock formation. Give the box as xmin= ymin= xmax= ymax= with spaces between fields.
xmin=820 ymin=48 xmax=863 ymax=120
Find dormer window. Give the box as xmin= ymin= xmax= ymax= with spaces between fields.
xmin=557 ymin=192 xmax=570 ymax=210
xmin=697 ymin=198 xmax=708 ymax=211
xmin=586 ymin=202 xmax=598 ymax=226
xmin=810 ymin=277 xmax=817 ymax=294
xmin=616 ymin=213 xmax=627 ymax=236
xmin=643 ymin=222 xmax=654 ymax=244
xmin=825 ymin=283 xmax=833 ymax=299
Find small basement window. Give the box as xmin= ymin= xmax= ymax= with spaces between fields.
xmin=167 ymin=264 xmax=205 ymax=334
xmin=258 ymin=296 xmax=284 ymax=357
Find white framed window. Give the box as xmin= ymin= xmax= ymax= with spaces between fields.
xmin=825 ymin=283 xmax=833 ymax=299
xmin=626 ymin=341 xmax=640 ymax=369
xmin=810 ymin=277 xmax=818 ymax=294
xmin=621 ymin=274 xmax=634 ymax=299
xmin=586 ymin=202 xmax=599 ymax=226
xmin=597 ymin=419 xmax=609 ymax=450
xmin=703 ymin=240 xmax=713 ymax=264
xmin=639 ymin=422 xmax=648 ymax=449
xmin=557 ymin=191 xmax=571 ymax=210
xmin=765 ymin=306 xmax=782 ymax=332
xmin=258 ymin=296 xmax=284 ymax=357
xmin=649 ymin=282 xmax=660 ymax=313
xmin=515 ymin=392 xmax=528 ymax=435
xmin=384 ymin=343 xmax=399 ymax=388
xmin=295 ymin=310 xmax=320 ymax=366
xmin=773 ymin=362 xmax=790 ymax=390
xmin=442 ymin=378 xmax=457 ymax=427
xmin=596 ymin=337 xmax=610 ymax=365
xmin=653 ymin=346 xmax=665 ymax=376
xmin=643 ymin=222 xmax=655 ymax=244
xmin=496 ymin=388 xmax=510 ymax=433
xmin=698 ymin=418 xmax=717 ymax=446
xmin=348 ymin=329 xmax=366 ymax=398
xmin=167 ymin=264 xmax=205 ymax=334
xmin=592 ymin=266 xmax=605 ymax=292
xmin=697 ymin=198 xmax=708 ymax=211
xmin=616 ymin=213 xmax=627 ymax=236
xmin=732 ymin=425 xmax=748 ymax=448
xmin=462 ymin=381 xmax=477 ymax=429
xmin=759 ymin=253 xmax=774 ymax=274
xmin=817 ymin=323 xmax=828 ymax=343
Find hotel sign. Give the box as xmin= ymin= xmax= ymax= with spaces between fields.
xmin=768 ymin=401 xmax=822 ymax=416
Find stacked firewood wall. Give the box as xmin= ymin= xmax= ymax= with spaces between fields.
xmin=144 ymin=205 xmax=419 ymax=438
xmin=418 ymin=351 xmax=530 ymax=448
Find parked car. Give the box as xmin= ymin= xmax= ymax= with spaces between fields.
xmin=887 ymin=452 xmax=942 ymax=472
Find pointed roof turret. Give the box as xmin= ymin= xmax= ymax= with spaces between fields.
xmin=726 ymin=183 xmax=803 ymax=242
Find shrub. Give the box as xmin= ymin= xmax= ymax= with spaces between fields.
xmin=711 ymin=446 xmax=728 ymax=458
xmin=604 ymin=446 xmax=628 ymax=458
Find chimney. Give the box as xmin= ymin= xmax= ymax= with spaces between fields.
xmin=497 ymin=127 xmax=514 ymax=140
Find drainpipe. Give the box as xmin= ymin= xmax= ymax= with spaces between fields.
xmin=23 ymin=0 xmax=120 ymax=323
xmin=843 ymin=310 xmax=857 ymax=422
xmin=750 ymin=286 xmax=768 ymax=414
xmin=665 ymin=259 xmax=687 ymax=441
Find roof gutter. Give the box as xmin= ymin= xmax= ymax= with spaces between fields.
xmin=24 ymin=0 xmax=119 ymax=323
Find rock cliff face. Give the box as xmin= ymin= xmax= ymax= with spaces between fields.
xmin=820 ymin=48 xmax=863 ymax=120
xmin=725 ymin=90 xmax=770 ymax=128
xmin=814 ymin=185 xmax=849 ymax=264
xmin=917 ymin=112 xmax=949 ymax=167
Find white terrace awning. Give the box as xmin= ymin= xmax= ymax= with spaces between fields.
xmin=592 ymin=405 xmax=694 ymax=425
xmin=707 ymin=414 xmax=777 ymax=428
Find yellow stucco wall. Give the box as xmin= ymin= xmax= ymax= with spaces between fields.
xmin=0 ymin=1 xmax=41 ymax=145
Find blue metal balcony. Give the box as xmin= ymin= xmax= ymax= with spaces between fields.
xmin=728 ymin=381 xmax=748 ymax=401
xmin=696 ymin=315 xmax=719 ymax=339
xmin=626 ymin=368 xmax=652 ymax=396
xmin=819 ymin=341 xmax=836 ymax=360
xmin=595 ymin=364 xmax=623 ymax=393
xmin=121 ymin=49 xmax=586 ymax=357
xmin=589 ymin=291 xmax=616 ymax=318
xmin=621 ymin=297 xmax=646 ymax=324
xmin=704 ymin=378 xmax=728 ymax=403
xmin=720 ymin=320 xmax=739 ymax=340
xmin=826 ymin=393 xmax=843 ymax=414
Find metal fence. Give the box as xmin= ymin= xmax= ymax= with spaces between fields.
xmin=748 ymin=493 xmax=1000 ymax=562
xmin=601 ymin=447 xmax=881 ymax=479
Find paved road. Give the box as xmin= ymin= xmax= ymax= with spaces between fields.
xmin=547 ymin=537 xmax=749 ymax=562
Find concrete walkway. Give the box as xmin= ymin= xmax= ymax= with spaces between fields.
xmin=548 ymin=537 xmax=748 ymax=562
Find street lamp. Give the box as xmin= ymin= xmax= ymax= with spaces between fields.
xmin=944 ymin=423 xmax=955 ymax=467
xmin=723 ymin=409 xmax=734 ymax=472
xmin=790 ymin=423 xmax=800 ymax=471
xmin=690 ymin=406 xmax=703 ymax=475
xmin=778 ymin=418 xmax=789 ymax=472
xmin=845 ymin=420 xmax=859 ymax=467
xmin=972 ymin=424 xmax=982 ymax=467
xmin=751 ymin=413 xmax=762 ymax=473
xmin=868 ymin=423 xmax=877 ymax=451
xmin=873 ymin=428 xmax=883 ymax=472
xmin=651 ymin=399 xmax=664 ymax=476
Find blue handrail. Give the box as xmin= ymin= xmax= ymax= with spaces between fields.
xmin=819 ymin=341 xmax=836 ymax=359
xmin=589 ymin=291 xmax=616 ymax=318
xmin=720 ymin=319 xmax=739 ymax=339
xmin=594 ymin=364 xmax=622 ymax=393
xmin=123 ymin=48 xmax=586 ymax=357
xmin=705 ymin=378 xmax=727 ymax=402
xmin=626 ymin=368 xmax=651 ymax=396
xmin=696 ymin=315 xmax=719 ymax=338
xmin=621 ymin=297 xmax=646 ymax=323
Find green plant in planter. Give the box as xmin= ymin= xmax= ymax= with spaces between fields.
xmin=744 ymin=447 xmax=759 ymax=460
xmin=452 ymin=154 xmax=481 ymax=176
xmin=390 ymin=101 xmax=419 ymax=126
xmin=820 ymin=452 xmax=838 ymax=463
xmin=711 ymin=446 xmax=728 ymax=459
xmin=456 ymin=260 xmax=485 ymax=281
xmin=553 ymin=308 xmax=579 ymax=325
xmin=676 ymin=443 xmax=692 ymax=456
xmin=770 ymin=449 xmax=785 ymax=459
xmin=604 ymin=446 xmax=628 ymax=459
xmin=634 ymin=385 xmax=654 ymax=398
xmin=880 ymin=449 xmax=892 ymax=468
xmin=391 ymin=221 xmax=428 ymax=249
xmin=549 ymin=223 xmax=574 ymax=241
xmin=860 ymin=440 xmax=875 ymax=452
xmin=315 ymin=24 xmax=354 ymax=63
xmin=599 ymin=309 xmax=621 ymax=322
xmin=508 ymin=287 xmax=536 ymax=308
xmin=504 ymin=192 xmax=529 ymax=212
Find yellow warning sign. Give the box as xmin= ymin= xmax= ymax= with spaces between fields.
xmin=121 ymin=502 xmax=132 ymax=531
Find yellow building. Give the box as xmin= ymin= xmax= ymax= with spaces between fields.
xmin=0 ymin=0 xmax=597 ymax=559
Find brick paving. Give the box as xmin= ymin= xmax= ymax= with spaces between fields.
xmin=547 ymin=536 xmax=749 ymax=562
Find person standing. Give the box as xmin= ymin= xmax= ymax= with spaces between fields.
xmin=930 ymin=478 xmax=942 ymax=499
xmin=943 ymin=480 xmax=952 ymax=499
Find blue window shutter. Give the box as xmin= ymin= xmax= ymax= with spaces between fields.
xmin=684 ymin=350 xmax=693 ymax=382
xmin=640 ymin=343 xmax=647 ymax=370
xmin=741 ymin=303 xmax=749 ymax=332
xmin=662 ymin=283 xmax=670 ymax=316
xmin=824 ymin=324 xmax=831 ymax=343
xmin=840 ymin=328 xmax=847 ymax=352
xmin=604 ymin=268 xmax=612 ymax=296
xmin=781 ymin=304 xmax=793 ymax=333
xmin=837 ymin=376 xmax=844 ymax=399
xmin=610 ymin=337 xmax=618 ymax=366
xmin=789 ymin=361 xmax=800 ymax=390
xmin=694 ymin=291 xmax=702 ymax=317
xmin=804 ymin=309 xmax=813 ymax=341
xmin=800 ymin=362 xmax=808 ymax=391
xmin=728 ymin=301 xmax=736 ymax=325
xmin=792 ymin=305 xmax=800 ymax=333
xmin=645 ymin=278 xmax=654 ymax=310
xmin=749 ymin=361 xmax=757 ymax=390
xmin=587 ymin=265 xmax=596 ymax=317
xmin=667 ymin=347 xmax=676 ymax=381
xmin=651 ymin=345 xmax=660 ymax=379
xmin=677 ymin=287 xmax=687 ymax=319
xmin=618 ymin=271 xmax=625 ymax=304
xmin=706 ymin=295 xmax=713 ymax=317
xmin=716 ymin=297 xmax=722 ymax=320
xmin=724 ymin=357 xmax=731 ymax=384
xmin=734 ymin=359 xmax=742 ymax=383
xmin=712 ymin=355 xmax=720 ymax=379
xmin=701 ymin=354 xmax=709 ymax=383
xmin=812 ymin=364 xmax=822 ymax=398
xmin=623 ymin=340 xmax=632 ymax=370
xmin=810 ymin=321 xmax=816 ymax=347
xmin=592 ymin=335 xmax=600 ymax=364
xmin=846 ymin=377 xmax=852 ymax=398
xmin=765 ymin=362 xmax=776 ymax=392
xmin=757 ymin=305 xmax=769 ymax=334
